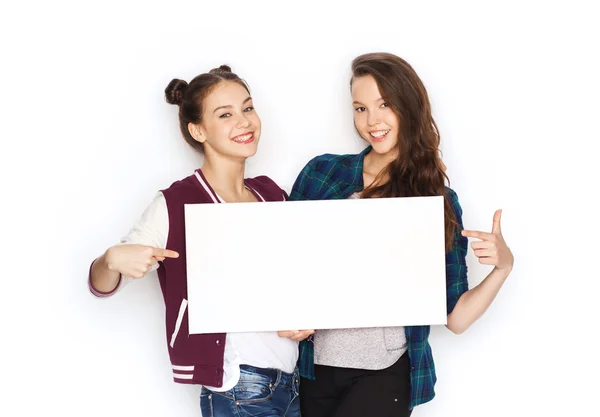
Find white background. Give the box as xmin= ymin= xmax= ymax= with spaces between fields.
xmin=1 ymin=1 xmax=598 ymax=416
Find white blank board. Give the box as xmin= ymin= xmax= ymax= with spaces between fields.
xmin=185 ymin=196 xmax=447 ymax=334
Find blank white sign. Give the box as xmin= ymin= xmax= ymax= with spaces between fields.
xmin=184 ymin=196 xmax=447 ymax=334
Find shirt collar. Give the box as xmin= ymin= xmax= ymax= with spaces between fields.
xmin=349 ymin=145 xmax=372 ymax=189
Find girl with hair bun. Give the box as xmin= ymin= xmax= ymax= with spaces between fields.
xmin=89 ymin=64 xmax=309 ymax=416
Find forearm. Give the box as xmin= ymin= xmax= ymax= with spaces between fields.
xmin=90 ymin=249 xmax=121 ymax=295
xmin=447 ymin=266 xmax=511 ymax=334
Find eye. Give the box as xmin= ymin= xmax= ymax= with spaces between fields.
xmin=219 ymin=113 xmax=232 ymax=119
xmin=243 ymin=106 xmax=254 ymax=112
xmin=381 ymin=102 xmax=389 ymax=108
xmin=354 ymin=106 xmax=366 ymax=113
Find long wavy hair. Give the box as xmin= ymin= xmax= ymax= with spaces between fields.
xmin=351 ymin=53 xmax=459 ymax=251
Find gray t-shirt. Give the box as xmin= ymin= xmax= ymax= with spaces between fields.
xmin=314 ymin=193 xmax=407 ymax=370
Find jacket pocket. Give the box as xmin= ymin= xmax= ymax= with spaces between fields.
xmin=170 ymin=298 xmax=188 ymax=348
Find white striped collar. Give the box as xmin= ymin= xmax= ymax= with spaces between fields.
xmin=194 ymin=170 xmax=265 ymax=203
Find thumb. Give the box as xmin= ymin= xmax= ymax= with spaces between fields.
xmin=492 ymin=209 xmax=502 ymax=234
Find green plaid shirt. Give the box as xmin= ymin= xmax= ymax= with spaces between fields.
xmin=289 ymin=146 xmax=469 ymax=410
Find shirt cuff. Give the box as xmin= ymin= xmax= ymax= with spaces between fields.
xmin=88 ymin=258 xmax=122 ymax=298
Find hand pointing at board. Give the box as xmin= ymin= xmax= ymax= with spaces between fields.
xmin=461 ymin=209 xmax=514 ymax=272
xmin=445 ymin=209 xmax=514 ymax=335
xmin=91 ymin=244 xmax=179 ymax=294
xmin=105 ymin=244 xmax=179 ymax=279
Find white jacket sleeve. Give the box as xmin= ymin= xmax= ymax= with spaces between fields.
xmin=89 ymin=192 xmax=168 ymax=297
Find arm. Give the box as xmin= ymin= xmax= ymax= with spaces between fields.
xmin=89 ymin=193 xmax=178 ymax=297
xmin=89 ymin=251 xmax=123 ymax=295
xmin=446 ymin=209 xmax=514 ymax=334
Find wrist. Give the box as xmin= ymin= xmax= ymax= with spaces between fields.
xmin=494 ymin=265 xmax=512 ymax=279
xmin=103 ymin=247 xmax=118 ymax=271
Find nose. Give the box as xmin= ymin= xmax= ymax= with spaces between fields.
xmin=367 ymin=110 xmax=381 ymax=127
xmin=236 ymin=114 xmax=252 ymax=129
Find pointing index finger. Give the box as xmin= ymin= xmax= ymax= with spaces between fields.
xmin=152 ymin=247 xmax=179 ymax=259
xmin=461 ymin=230 xmax=494 ymax=241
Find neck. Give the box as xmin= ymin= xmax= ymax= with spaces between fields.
xmin=201 ymin=151 xmax=247 ymax=197
xmin=363 ymin=148 xmax=398 ymax=178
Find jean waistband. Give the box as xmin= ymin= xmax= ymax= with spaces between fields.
xmin=239 ymin=364 xmax=298 ymax=386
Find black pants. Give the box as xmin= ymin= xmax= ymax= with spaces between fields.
xmin=300 ymin=353 xmax=412 ymax=417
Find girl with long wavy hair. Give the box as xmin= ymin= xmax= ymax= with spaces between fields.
xmin=289 ymin=52 xmax=514 ymax=417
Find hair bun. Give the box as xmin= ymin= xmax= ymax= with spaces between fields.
xmin=165 ymin=78 xmax=188 ymax=105
xmin=209 ymin=64 xmax=232 ymax=75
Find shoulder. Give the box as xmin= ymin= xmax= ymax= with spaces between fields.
xmin=120 ymin=191 xmax=168 ymax=249
xmin=302 ymin=153 xmax=357 ymax=174
xmin=444 ymin=186 xmax=462 ymax=215
xmin=246 ymin=175 xmax=288 ymax=201
xmin=133 ymin=191 xmax=167 ymax=224
xmin=290 ymin=151 xmax=363 ymax=200
xmin=161 ymin=173 xmax=213 ymax=204
xmin=294 ymin=153 xmax=359 ymax=187
xmin=247 ymin=175 xmax=281 ymax=188
xmin=161 ymin=173 xmax=198 ymax=195
xmin=146 ymin=191 xmax=167 ymax=211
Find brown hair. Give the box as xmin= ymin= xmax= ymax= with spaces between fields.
xmin=165 ymin=65 xmax=250 ymax=153
xmin=351 ymin=53 xmax=459 ymax=251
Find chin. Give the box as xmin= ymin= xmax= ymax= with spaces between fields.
xmin=368 ymin=140 xmax=397 ymax=157
xmin=235 ymin=144 xmax=259 ymax=159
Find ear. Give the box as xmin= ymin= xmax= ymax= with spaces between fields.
xmin=188 ymin=123 xmax=206 ymax=144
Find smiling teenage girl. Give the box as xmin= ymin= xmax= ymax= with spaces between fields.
xmin=89 ymin=65 xmax=310 ymax=417
xmin=291 ymin=53 xmax=514 ymax=417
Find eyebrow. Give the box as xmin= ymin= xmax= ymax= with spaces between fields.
xmin=352 ymin=97 xmax=384 ymax=106
xmin=213 ymin=96 xmax=253 ymax=114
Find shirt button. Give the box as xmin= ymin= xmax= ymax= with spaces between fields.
xmin=216 ymin=340 xmax=220 ymax=345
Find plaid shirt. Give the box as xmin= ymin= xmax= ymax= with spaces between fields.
xmin=289 ymin=146 xmax=469 ymax=410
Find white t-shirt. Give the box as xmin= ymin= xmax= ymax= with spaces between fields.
xmin=115 ymin=192 xmax=299 ymax=391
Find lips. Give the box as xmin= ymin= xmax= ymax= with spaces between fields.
xmin=369 ymin=129 xmax=390 ymax=143
xmin=231 ymin=132 xmax=255 ymax=144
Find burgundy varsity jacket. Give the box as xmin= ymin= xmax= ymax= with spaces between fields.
xmin=90 ymin=169 xmax=287 ymax=387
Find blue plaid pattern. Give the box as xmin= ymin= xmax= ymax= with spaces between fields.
xmin=289 ymin=146 xmax=469 ymax=409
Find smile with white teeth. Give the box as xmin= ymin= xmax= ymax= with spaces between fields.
xmin=231 ymin=133 xmax=253 ymax=143
xmin=370 ymin=130 xmax=390 ymax=138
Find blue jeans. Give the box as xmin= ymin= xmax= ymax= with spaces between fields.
xmin=200 ymin=365 xmax=301 ymax=417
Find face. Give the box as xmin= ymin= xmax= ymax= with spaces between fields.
xmin=190 ymin=81 xmax=261 ymax=160
xmin=351 ymin=75 xmax=399 ymax=157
